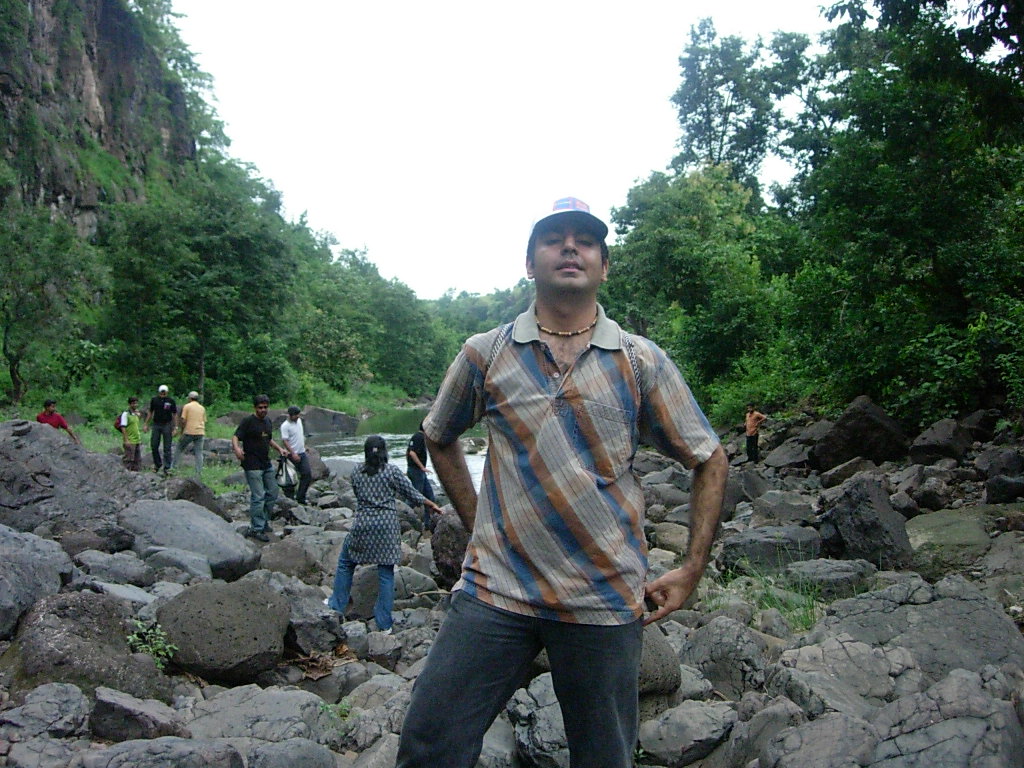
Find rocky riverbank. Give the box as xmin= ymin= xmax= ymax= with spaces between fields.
xmin=0 ymin=396 xmax=1022 ymax=767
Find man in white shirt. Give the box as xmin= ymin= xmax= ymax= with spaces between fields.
xmin=280 ymin=406 xmax=313 ymax=504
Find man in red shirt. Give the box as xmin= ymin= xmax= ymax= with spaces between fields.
xmin=36 ymin=399 xmax=80 ymax=445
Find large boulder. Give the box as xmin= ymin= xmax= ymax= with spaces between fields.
xmin=297 ymin=407 xmax=359 ymax=435
xmin=800 ymin=575 xmax=1024 ymax=684
xmin=906 ymin=508 xmax=992 ymax=581
xmin=679 ymin=616 xmax=769 ymax=699
xmin=974 ymin=446 xmax=1024 ymax=480
xmin=184 ymin=684 xmax=343 ymax=749
xmin=156 ymin=580 xmax=291 ymax=684
xmin=0 ymin=591 xmax=173 ymax=702
xmin=72 ymin=736 xmax=244 ymax=767
xmin=431 ymin=511 xmax=470 ymax=589
xmin=909 ymin=418 xmax=974 ymax=465
xmin=808 ymin=396 xmax=907 ymax=472
xmin=817 ymin=476 xmax=912 ymax=569
xmin=236 ymin=569 xmax=342 ymax=655
xmin=638 ymin=699 xmax=737 ymax=767
xmin=0 ymin=419 xmax=157 ymax=534
xmin=119 ymin=499 xmax=260 ymax=580
xmin=717 ymin=526 xmax=821 ymax=574
xmin=0 ymin=525 xmax=75 ymax=639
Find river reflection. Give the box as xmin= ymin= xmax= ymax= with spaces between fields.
xmin=309 ymin=430 xmax=487 ymax=493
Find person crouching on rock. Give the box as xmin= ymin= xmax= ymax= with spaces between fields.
xmin=325 ymin=435 xmax=442 ymax=634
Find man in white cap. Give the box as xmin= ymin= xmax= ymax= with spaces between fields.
xmin=177 ymin=390 xmax=206 ymax=479
xmin=396 ymin=197 xmax=728 ymax=767
xmin=144 ymin=384 xmax=177 ymax=475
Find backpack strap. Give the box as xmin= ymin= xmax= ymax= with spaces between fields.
xmin=484 ymin=322 xmax=514 ymax=373
xmin=621 ymin=331 xmax=646 ymax=403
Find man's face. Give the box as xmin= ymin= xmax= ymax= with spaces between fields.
xmin=288 ymin=413 xmax=299 ymax=422
xmin=129 ymin=400 xmax=138 ymax=410
xmin=44 ymin=404 xmax=56 ymax=415
xmin=527 ymin=222 xmax=608 ymax=295
xmin=254 ymin=403 xmax=269 ymax=417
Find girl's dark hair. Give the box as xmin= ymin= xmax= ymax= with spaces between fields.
xmin=362 ymin=435 xmax=388 ymax=475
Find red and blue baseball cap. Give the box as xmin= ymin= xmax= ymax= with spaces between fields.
xmin=530 ymin=197 xmax=608 ymax=242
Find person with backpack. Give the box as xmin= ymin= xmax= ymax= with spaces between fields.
xmin=116 ymin=396 xmax=142 ymax=471
xmin=396 ymin=197 xmax=728 ymax=768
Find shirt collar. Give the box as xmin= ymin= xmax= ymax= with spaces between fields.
xmin=512 ymin=301 xmax=621 ymax=350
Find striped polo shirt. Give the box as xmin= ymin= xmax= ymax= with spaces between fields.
xmin=424 ymin=303 xmax=719 ymax=625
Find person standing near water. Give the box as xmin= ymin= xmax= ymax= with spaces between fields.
xmin=325 ymin=435 xmax=442 ymax=633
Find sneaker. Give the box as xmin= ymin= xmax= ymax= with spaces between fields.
xmin=381 ymin=628 xmax=393 ymax=636
xmin=244 ymin=528 xmax=270 ymax=543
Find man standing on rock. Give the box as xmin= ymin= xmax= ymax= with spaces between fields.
xmin=177 ymin=391 xmax=206 ymax=480
xmin=745 ymin=402 xmax=767 ymax=463
xmin=280 ymin=405 xmax=313 ymax=505
xmin=144 ymin=384 xmax=177 ymax=475
xmin=396 ymin=197 xmax=728 ymax=768
xmin=232 ymin=394 xmax=288 ymax=542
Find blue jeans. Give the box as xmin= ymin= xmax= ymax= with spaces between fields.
xmin=150 ymin=422 xmax=174 ymax=470
xmin=244 ymin=467 xmax=278 ymax=532
xmin=397 ymin=591 xmax=644 ymax=768
xmin=327 ymin=539 xmax=395 ymax=631
xmin=177 ymin=434 xmax=204 ymax=478
xmin=407 ymin=465 xmax=435 ymax=528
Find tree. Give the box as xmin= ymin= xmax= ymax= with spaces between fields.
xmin=0 ymin=206 xmax=105 ymax=404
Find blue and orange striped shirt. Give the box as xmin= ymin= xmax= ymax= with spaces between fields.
xmin=424 ymin=303 xmax=719 ymax=625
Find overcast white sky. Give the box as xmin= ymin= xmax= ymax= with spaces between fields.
xmin=171 ymin=1 xmax=832 ymax=299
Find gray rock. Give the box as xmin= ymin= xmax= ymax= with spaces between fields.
xmin=638 ymin=699 xmax=736 ymax=767
xmin=430 ymin=511 xmax=470 ymax=589
xmin=870 ymin=668 xmax=1024 ymax=767
xmin=156 ymin=580 xmax=290 ymax=684
xmin=237 ymin=569 xmax=342 ymax=655
xmin=90 ymin=686 xmax=189 ymax=741
xmin=986 ymin=474 xmax=1024 ymax=504
xmin=477 ymin=714 xmax=522 ymax=768
xmin=74 ymin=549 xmax=155 ymax=587
xmin=8 ymin=735 xmax=84 ymax=768
xmin=763 ymin=438 xmax=812 ymax=470
xmin=255 ymin=537 xmax=324 ymax=584
xmin=782 ymin=558 xmax=876 ymax=601
xmin=143 ymin=547 xmax=214 ymax=581
xmin=4 ymin=591 xmax=173 ymax=702
xmin=185 ymin=684 xmax=343 ymax=748
xmin=507 ymin=673 xmax=569 ymax=768
xmin=820 ymin=457 xmax=879 ymax=489
xmin=910 ymin=475 xmax=952 ymax=511
xmin=651 ymin=522 xmax=689 ymax=555
xmin=71 ymin=736 xmax=244 ymax=767
xmin=809 ymin=396 xmax=907 ymax=472
xmin=0 ymin=683 xmax=91 ymax=740
xmin=351 ymin=732 xmax=401 ymax=768
xmin=818 ymin=476 xmax=912 ymax=569
xmin=703 ymin=695 xmax=805 ymax=768
xmin=246 ymin=737 xmax=337 ymax=768
xmin=909 ymin=418 xmax=974 ymax=465
xmin=975 ymin=446 xmax=1024 ymax=479
xmin=766 ymin=635 xmax=923 ymax=720
xmin=961 ymin=409 xmax=1002 ymax=442
xmin=759 ymin=711 xmax=878 ymax=768
xmin=679 ymin=616 xmax=768 ymax=699
xmin=801 ymin=575 xmax=1024 ymax=684
xmin=92 ymin=581 xmax=156 ymax=605
xmin=120 ymin=499 xmax=260 ymax=580
xmin=639 ymin=624 xmax=683 ymax=695
xmin=906 ymin=509 xmax=991 ymax=581
xmin=717 ymin=525 xmax=821 ymax=574
xmin=340 ymin=687 xmax=410 ymax=752
xmin=298 ymin=406 xmax=359 ymax=435
xmin=0 ymin=525 xmax=75 ymax=639
xmin=0 ymin=419 xmax=156 ymax=536
xmin=888 ymin=490 xmax=920 ymax=519
xmin=752 ymin=490 xmax=816 ymax=526
xmin=164 ymin=477 xmax=228 ymax=520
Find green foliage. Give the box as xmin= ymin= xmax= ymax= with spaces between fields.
xmin=126 ymin=619 xmax=177 ymax=670
xmin=707 ymin=566 xmax=824 ymax=632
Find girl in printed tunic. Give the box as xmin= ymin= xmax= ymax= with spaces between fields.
xmin=326 ymin=435 xmax=443 ymax=633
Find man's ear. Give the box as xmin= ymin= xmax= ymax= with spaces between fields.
xmin=526 ymin=254 xmax=535 ymax=279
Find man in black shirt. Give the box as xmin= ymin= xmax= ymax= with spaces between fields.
xmin=144 ymin=384 xmax=177 ymax=475
xmin=231 ymin=394 xmax=288 ymax=542
xmin=406 ymin=422 xmax=436 ymax=530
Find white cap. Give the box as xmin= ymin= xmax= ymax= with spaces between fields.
xmin=158 ymin=385 xmax=168 ymax=393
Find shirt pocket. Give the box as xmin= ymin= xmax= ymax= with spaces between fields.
xmin=573 ymin=398 xmax=636 ymax=483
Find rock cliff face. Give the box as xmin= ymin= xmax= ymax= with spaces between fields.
xmin=0 ymin=0 xmax=194 ymax=233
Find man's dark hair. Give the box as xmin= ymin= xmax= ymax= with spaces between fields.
xmin=128 ymin=396 xmax=138 ymax=403
xmin=44 ymin=398 xmax=56 ymax=407
xmin=253 ymin=394 xmax=270 ymax=407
